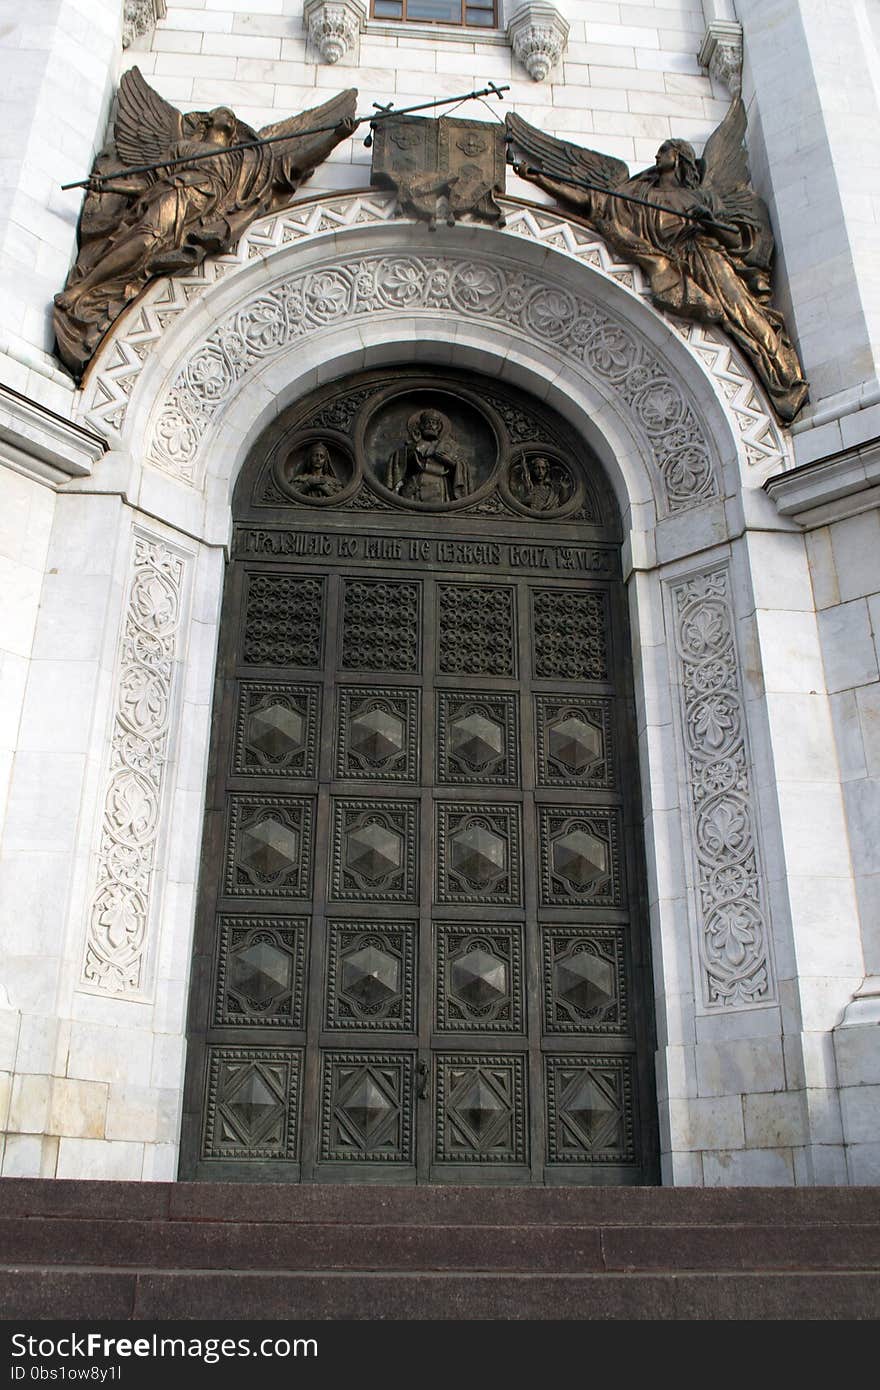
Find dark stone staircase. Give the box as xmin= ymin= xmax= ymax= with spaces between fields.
xmin=1 ymin=1180 xmax=879 ymax=1319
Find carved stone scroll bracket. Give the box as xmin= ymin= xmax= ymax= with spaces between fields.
xmin=80 ymin=526 xmax=193 ymax=1000
xmin=304 ymin=0 xmax=366 ymax=65
xmin=698 ymin=20 xmax=743 ymax=96
xmin=667 ymin=563 xmax=776 ymax=1011
xmin=507 ymin=2 xmax=570 ymax=82
xmin=122 ymin=0 xmax=167 ymax=50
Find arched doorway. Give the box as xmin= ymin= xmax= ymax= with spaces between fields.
xmin=179 ymin=364 xmax=659 ymax=1184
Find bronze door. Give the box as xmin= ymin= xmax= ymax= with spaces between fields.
xmin=180 ymin=369 xmax=658 ymax=1184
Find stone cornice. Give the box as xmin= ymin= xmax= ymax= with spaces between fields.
xmin=0 ymin=383 xmax=105 ymax=487
xmin=764 ymin=434 xmax=880 ymax=527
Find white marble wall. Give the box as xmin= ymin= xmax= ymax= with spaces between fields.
xmin=736 ymin=0 xmax=880 ymax=462
xmin=806 ymin=510 xmax=880 ymax=1183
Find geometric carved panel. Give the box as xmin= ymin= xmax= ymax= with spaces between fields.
xmin=335 ymin=686 xmax=419 ymax=782
xmin=325 ymin=921 xmax=416 ymax=1031
xmin=341 ymin=578 xmax=421 ymax=673
xmin=329 ymin=799 xmax=418 ymax=902
xmin=435 ymin=924 xmax=524 ymax=1032
xmin=242 ymin=573 xmax=324 ymax=667
xmin=202 ymin=1046 xmax=302 ymax=1160
xmin=535 ymin=696 xmax=614 ymax=788
xmin=233 ymin=682 xmax=320 ymax=777
xmin=437 ymin=583 xmax=516 ymax=676
xmin=538 ymin=806 xmax=622 ymax=907
xmin=545 ymin=1055 xmax=636 ymax=1164
xmin=531 ymin=588 xmax=609 ymax=681
xmin=214 ymin=916 xmax=308 ymax=1028
xmin=437 ymin=691 xmax=519 ymax=785
xmin=319 ymin=1052 xmax=414 ymax=1162
xmin=435 ymin=1054 xmax=528 ymax=1163
xmin=436 ymin=802 xmax=523 ymax=905
xmin=225 ymin=795 xmax=314 ymax=898
xmin=541 ymin=926 xmax=628 ymax=1034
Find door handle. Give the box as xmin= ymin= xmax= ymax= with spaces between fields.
xmin=416 ymin=1060 xmax=430 ymax=1100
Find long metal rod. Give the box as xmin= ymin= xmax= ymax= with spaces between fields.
xmin=506 ymin=154 xmax=731 ymax=226
xmin=61 ymin=84 xmax=510 ymax=191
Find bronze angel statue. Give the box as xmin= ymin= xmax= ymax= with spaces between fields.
xmin=54 ymin=69 xmax=357 ymax=379
xmin=506 ymin=101 xmax=808 ymax=421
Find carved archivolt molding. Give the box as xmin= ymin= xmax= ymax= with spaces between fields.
xmin=78 ymin=193 xmax=787 ymax=492
xmin=147 ymin=249 xmax=722 ymax=511
xmin=81 ymin=528 xmax=190 ymax=998
xmin=669 ymin=564 xmax=775 ymax=1009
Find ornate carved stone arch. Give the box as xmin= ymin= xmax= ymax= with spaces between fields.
xmin=77 ymin=193 xmax=789 ymax=520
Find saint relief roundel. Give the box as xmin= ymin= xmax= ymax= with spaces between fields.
xmin=358 ymin=386 xmax=501 ymax=511
xmin=249 ymin=366 xmax=609 ymax=527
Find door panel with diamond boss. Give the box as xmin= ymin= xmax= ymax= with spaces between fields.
xmin=180 ymin=367 xmax=658 ymax=1184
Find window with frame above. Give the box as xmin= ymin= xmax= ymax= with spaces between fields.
xmin=371 ymin=0 xmax=497 ymax=27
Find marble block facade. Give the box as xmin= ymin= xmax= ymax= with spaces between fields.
xmin=0 ymin=0 xmax=878 ymax=1187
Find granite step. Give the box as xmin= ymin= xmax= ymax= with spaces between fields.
xmin=0 ymin=1180 xmax=878 ymax=1320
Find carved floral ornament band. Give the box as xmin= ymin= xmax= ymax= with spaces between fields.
xmin=668 ymin=564 xmax=775 ymax=1009
xmin=148 ymin=250 xmax=722 ymax=515
xmin=82 ymin=529 xmax=190 ymax=998
xmin=80 ymin=194 xmax=788 ymax=489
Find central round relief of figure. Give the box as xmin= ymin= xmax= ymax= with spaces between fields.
xmin=388 ymin=408 xmax=470 ymax=504
xmin=360 ymin=386 xmax=500 ymax=510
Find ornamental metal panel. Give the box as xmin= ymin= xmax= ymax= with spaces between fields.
xmin=180 ymin=366 xmax=658 ymax=1184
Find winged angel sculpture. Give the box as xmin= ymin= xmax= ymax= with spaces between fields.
xmin=507 ymin=102 xmax=808 ymax=421
xmin=54 ymin=69 xmax=357 ymax=379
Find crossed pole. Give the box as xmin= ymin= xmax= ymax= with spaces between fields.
xmin=60 ymin=83 xmax=510 ymax=191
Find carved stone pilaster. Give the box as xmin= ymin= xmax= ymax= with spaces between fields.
xmin=698 ymin=20 xmax=743 ymax=96
xmin=667 ymin=564 xmax=775 ymax=1009
xmin=304 ymin=0 xmax=366 ymax=66
xmin=507 ymin=2 xmax=570 ymax=83
xmin=122 ymin=0 xmax=167 ymax=50
xmin=82 ymin=528 xmax=191 ymax=998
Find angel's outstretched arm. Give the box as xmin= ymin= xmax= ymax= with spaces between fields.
xmin=512 ymin=162 xmax=592 ymax=211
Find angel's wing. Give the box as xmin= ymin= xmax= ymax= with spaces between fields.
xmin=113 ymin=66 xmax=185 ymax=168
xmin=699 ymin=96 xmax=774 ymax=260
xmin=699 ymin=97 xmax=749 ymax=195
xmin=505 ymin=113 xmax=629 ymax=191
xmin=259 ymin=88 xmax=358 ymax=163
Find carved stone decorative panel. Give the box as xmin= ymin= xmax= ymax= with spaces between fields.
xmin=203 ymin=1046 xmax=303 ymax=1160
xmin=330 ymin=799 xmax=418 ymax=902
xmin=435 ymin=924 xmax=525 ymax=1033
xmin=233 ymin=682 xmax=320 ymax=777
xmin=214 ymin=916 xmax=308 ymax=1028
xmin=538 ymin=806 xmax=622 ymax=907
xmin=335 ymin=687 xmax=419 ymax=782
xmin=325 ymin=921 xmax=416 ymax=1031
xmin=545 ymin=1055 xmax=635 ymax=1164
xmin=320 ymin=1053 xmax=414 ymax=1162
xmin=438 ymin=583 xmax=516 ymax=676
xmin=532 ymin=588 xmax=609 ymax=681
xmin=541 ymin=926 xmax=628 ymax=1034
xmin=437 ymin=691 xmax=519 ymax=786
xmin=82 ymin=530 xmax=189 ymax=998
xmin=535 ymin=695 xmax=614 ymax=788
xmin=243 ymin=574 xmax=324 ymax=667
xmin=341 ymin=578 xmax=421 ymax=672
xmin=668 ymin=565 xmax=775 ymax=1008
xmin=436 ymin=803 xmax=523 ymax=906
xmin=225 ymin=795 xmax=314 ymax=898
xmin=435 ymin=1054 xmax=528 ymax=1163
